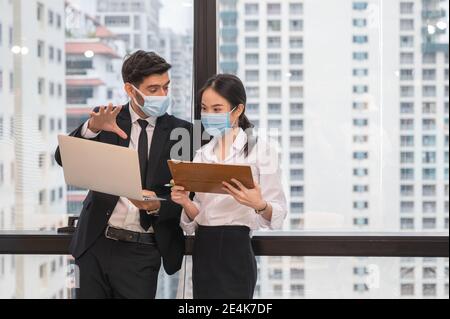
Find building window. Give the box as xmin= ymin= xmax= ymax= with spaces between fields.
xmin=400 ymin=2 xmax=414 ymax=14
xmin=353 ymin=35 xmax=368 ymax=44
xmin=353 ymin=2 xmax=368 ymax=11
xmin=37 ymin=2 xmax=44 ymax=21
xmin=245 ymin=3 xmax=259 ymax=15
xmin=353 ymin=52 xmax=368 ymax=60
xmin=400 ymin=218 xmax=414 ymax=230
xmin=268 ymin=53 xmax=281 ymax=65
xmin=353 ymin=18 xmax=367 ymax=27
xmin=401 ymin=168 xmax=414 ymax=180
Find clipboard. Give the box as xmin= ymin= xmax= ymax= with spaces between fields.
xmin=167 ymin=160 xmax=255 ymax=194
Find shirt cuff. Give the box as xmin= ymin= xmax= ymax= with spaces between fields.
xmin=256 ymin=201 xmax=286 ymax=230
xmin=179 ymin=200 xmax=200 ymax=235
xmin=80 ymin=120 xmax=101 ymax=139
xmin=180 ymin=209 xmax=197 ymax=235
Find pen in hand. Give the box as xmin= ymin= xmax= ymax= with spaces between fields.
xmin=164 ymin=180 xmax=175 ymax=188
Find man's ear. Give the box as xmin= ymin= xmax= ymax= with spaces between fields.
xmin=124 ymin=83 xmax=133 ymax=96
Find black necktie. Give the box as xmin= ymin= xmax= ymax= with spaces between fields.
xmin=137 ymin=119 xmax=152 ymax=231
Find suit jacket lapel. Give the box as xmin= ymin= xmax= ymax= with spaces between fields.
xmin=116 ymin=103 xmax=132 ymax=148
xmin=147 ymin=114 xmax=170 ymax=187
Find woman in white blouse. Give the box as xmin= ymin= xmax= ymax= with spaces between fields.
xmin=171 ymin=74 xmax=287 ymax=299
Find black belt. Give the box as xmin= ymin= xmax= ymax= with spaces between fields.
xmin=105 ymin=226 xmax=156 ymax=245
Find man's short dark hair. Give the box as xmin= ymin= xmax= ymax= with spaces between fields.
xmin=121 ymin=50 xmax=171 ymax=87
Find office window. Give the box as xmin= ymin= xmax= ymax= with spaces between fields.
xmin=400 ymin=119 xmax=414 ymax=130
xmin=353 ymin=168 xmax=369 ymax=177
xmin=289 ymin=70 xmax=303 ymax=81
xmin=401 ymin=168 xmax=414 ymax=180
xmin=353 ymin=52 xmax=368 ymax=60
xmin=290 ymin=120 xmax=303 ymax=131
xmin=401 ymin=185 xmax=414 ymax=196
xmin=290 ymin=136 xmax=304 ymax=147
xmin=268 ymin=53 xmax=281 ymax=65
xmin=245 ymin=53 xmax=259 ymax=65
xmin=422 ymin=69 xmax=436 ymax=81
xmin=400 ymin=2 xmax=414 ymax=14
xmin=400 ymin=52 xmax=414 ymax=64
xmin=290 ymin=3 xmax=303 ymax=15
xmin=400 ymin=19 xmax=414 ymax=31
xmin=267 ymin=3 xmax=281 ymax=15
xmin=400 ymin=69 xmax=414 ymax=81
xmin=353 ymin=119 xmax=368 ymax=127
xmin=267 ymin=20 xmax=281 ymax=32
xmin=268 ymin=103 xmax=281 ymax=114
xmin=37 ymin=2 xmax=44 ymax=21
xmin=422 ymin=119 xmax=436 ymax=130
xmin=245 ymin=3 xmax=259 ymax=15
xmin=289 ymin=36 xmax=303 ymax=48
xmin=48 ymin=9 xmax=53 ymax=26
xmin=245 ymin=70 xmax=259 ymax=82
xmin=422 ymin=102 xmax=436 ymax=114
xmin=267 ymin=36 xmax=281 ymax=48
xmin=38 ymin=78 xmax=45 ymax=95
xmin=423 ymin=168 xmax=436 ymax=181
xmin=353 ymin=2 xmax=368 ymax=11
xmin=422 ymin=152 xmax=436 ymax=164
xmin=400 ymin=218 xmax=414 ymax=230
xmin=289 ymin=19 xmax=303 ymax=31
xmin=400 ymin=36 xmax=414 ymax=48
xmin=37 ymin=40 xmax=44 ymax=58
xmin=401 ymin=152 xmax=414 ymax=164
xmin=423 ymin=135 xmax=436 ymax=147
xmin=245 ymin=20 xmax=259 ymax=32
xmin=353 ymin=35 xmax=368 ymax=44
xmin=353 ymin=18 xmax=367 ymax=27
xmin=245 ymin=36 xmax=259 ymax=48
xmin=353 ymin=68 xmax=368 ymax=77
xmin=354 ymin=185 xmax=369 ymax=193
xmin=353 ymin=152 xmax=368 ymax=160
xmin=400 ymin=102 xmax=414 ymax=113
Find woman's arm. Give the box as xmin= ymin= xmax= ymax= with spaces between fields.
xmin=171 ymin=185 xmax=200 ymax=221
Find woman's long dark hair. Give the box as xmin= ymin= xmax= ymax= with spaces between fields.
xmin=199 ymin=74 xmax=255 ymax=157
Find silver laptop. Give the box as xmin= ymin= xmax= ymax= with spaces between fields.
xmin=58 ymin=135 xmax=165 ymax=201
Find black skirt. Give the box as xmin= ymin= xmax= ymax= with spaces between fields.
xmin=192 ymin=225 xmax=257 ymax=299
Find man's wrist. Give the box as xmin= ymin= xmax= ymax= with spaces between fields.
xmin=87 ymin=119 xmax=101 ymax=133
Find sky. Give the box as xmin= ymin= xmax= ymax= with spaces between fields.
xmin=159 ymin=0 xmax=193 ymax=34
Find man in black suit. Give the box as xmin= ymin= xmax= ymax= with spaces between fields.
xmin=55 ymin=51 xmax=192 ymax=299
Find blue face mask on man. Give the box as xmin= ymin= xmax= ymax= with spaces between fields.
xmin=201 ymin=106 xmax=238 ymax=137
xmin=131 ymin=85 xmax=171 ymax=118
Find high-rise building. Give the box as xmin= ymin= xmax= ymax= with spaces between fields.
xmin=0 ymin=0 xmax=68 ymax=299
xmin=65 ymin=2 xmax=128 ymax=215
xmin=159 ymin=29 xmax=193 ymax=121
xmin=218 ymin=0 xmax=449 ymax=298
xmin=93 ymin=0 xmax=162 ymax=53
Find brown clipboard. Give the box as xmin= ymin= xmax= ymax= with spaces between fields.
xmin=167 ymin=160 xmax=255 ymax=194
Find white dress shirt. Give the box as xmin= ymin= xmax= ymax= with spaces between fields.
xmin=180 ymin=128 xmax=288 ymax=235
xmin=81 ymin=105 xmax=156 ymax=233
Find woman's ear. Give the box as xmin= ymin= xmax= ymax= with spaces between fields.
xmin=236 ymin=104 xmax=245 ymax=117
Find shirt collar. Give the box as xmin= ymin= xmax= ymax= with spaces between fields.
xmin=197 ymin=128 xmax=248 ymax=160
xmin=129 ymin=103 xmax=157 ymax=127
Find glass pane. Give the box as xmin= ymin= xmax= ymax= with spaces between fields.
xmin=0 ymin=0 xmax=192 ymax=299
xmin=217 ymin=0 xmax=449 ymax=233
xmin=0 ymin=0 xmax=193 ymax=231
xmin=177 ymin=256 xmax=449 ymax=299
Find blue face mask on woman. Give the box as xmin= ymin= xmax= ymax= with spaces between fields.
xmin=131 ymin=85 xmax=171 ymax=117
xmin=201 ymin=107 xmax=237 ymax=137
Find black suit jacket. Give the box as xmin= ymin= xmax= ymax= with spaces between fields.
xmin=55 ymin=103 xmax=192 ymax=275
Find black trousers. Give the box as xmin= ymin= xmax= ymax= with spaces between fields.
xmin=75 ymin=234 xmax=161 ymax=299
xmin=192 ymin=225 xmax=257 ymax=299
